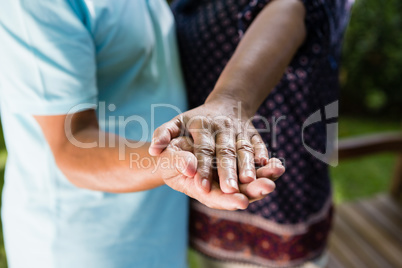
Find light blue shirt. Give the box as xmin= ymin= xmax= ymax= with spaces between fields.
xmin=0 ymin=0 xmax=189 ymax=267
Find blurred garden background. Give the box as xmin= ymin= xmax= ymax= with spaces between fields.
xmin=0 ymin=0 xmax=401 ymax=267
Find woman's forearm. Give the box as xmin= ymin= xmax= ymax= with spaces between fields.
xmin=150 ymin=0 xmax=303 ymax=193
xmin=206 ymin=0 xmax=306 ymax=116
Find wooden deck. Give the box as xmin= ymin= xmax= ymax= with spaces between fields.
xmin=328 ymin=194 xmax=402 ymax=268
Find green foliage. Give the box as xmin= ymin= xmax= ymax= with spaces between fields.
xmin=0 ymin=122 xmax=7 ymax=268
xmin=341 ymin=0 xmax=402 ymax=116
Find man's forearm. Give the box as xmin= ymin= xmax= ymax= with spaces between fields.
xmin=206 ymin=0 xmax=306 ymax=116
xmin=58 ymin=130 xmax=165 ymax=193
xmin=35 ymin=111 xmax=173 ymax=193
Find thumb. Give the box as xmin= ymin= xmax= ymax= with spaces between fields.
xmin=149 ymin=119 xmax=182 ymax=156
xmin=172 ymin=151 xmax=197 ymax=177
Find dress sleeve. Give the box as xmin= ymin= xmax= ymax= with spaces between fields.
xmin=237 ymin=0 xmax=330 ymax=42
xmin=0 ymin=0 xmax=97 ymax=115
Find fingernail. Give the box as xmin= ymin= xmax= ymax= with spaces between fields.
xmin=245 ymin=171 xmax=255 ymax=179
xmin=273 ymin=165 xmax=285 ymax=179
xmin=276 ymin=162 xmax=284 ymax=167
xmin=202 ymin=179 xmax=210 ymax=191
xmin=261 ymin=190 xmax=271 ymax=195
xmin=227 ymin=179 xmax=238 ymax=190
xmin=234 ymin=194 xmax=247 ymax=210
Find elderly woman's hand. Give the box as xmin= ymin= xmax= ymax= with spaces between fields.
xmin=149 ymin=97 xmax=275 ymax=194
xmin=162 ymin=136 xmax=284 ymax=210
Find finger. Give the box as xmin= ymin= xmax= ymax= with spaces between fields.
xmin=190 ymin=118 xmax=215 ymax=193
xmin=196 ymin=175 xmax=249 ymax=210
xmin=161 ymin=149 xmax=197 ymax=181
xmin=168 ymin=136 xmax=194 ymax=153
xmin=149 ymin=117 xmax=183 ymax=156
xmin=239 ymin=178 xmax=276 ymax=201
xmin=251 ymin=134 xmax=269 ymax=167
xmin=236 ymin=135 xmax=256 ymax=184
xmin=166 ymin=137 xmax=196 ymax=177
xmin=216 ymin=128 xmax=239 ymax=194
xmin=173 ymin=151 xmax=198 ymax=177
xmin=256 ymin=158 xmax=285 ymax=181
xmin=165 ymin=167 xmax=249 ymax=210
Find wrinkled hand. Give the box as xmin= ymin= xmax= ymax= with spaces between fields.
xmin=160 ymin=137 xmax=284 ymax=210
xmin=150 ymin=99 xmax=270 ymax=194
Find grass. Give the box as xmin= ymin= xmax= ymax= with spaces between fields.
xmin=331 ymin=117 xmax=400 ymax=203
xmin=331 ymin=153 xmax=397 ymax=203
xmin=0 ymin=116 xmax=399 ymax=267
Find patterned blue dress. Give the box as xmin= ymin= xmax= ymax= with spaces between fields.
xmin=172 ymin=0 xmax=352 ymax=266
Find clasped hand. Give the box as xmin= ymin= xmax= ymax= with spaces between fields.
xmin=149 ymin=101 xmax=285 ymax=210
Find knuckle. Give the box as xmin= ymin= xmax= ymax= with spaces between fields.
xmin=203 ymin=117 xmax=213 ymax=126
xmin=251 ymin=135 xmax=264 ymax=145
xmin=221 ymin=118 xmax=233 ymax=128
xmin=238 ymin=143 xmax=254 ymax=153
xmin=196 ymin=145 xmax=215 ymax=156
xmin=250 ymin=132 xmax=262 ymax=140
xmin=254 ymin=139 xmax=265 ymax=146
xmin=217 ymin=147 xmax=236 ymax=157
xmin=174 ymin=116 xmax=183 ymax=125
xmin=253 ymin=140 xmax=267 ymax=150
xmin=215 ymin=117 xmax=233 ymax=131
xmin=189 ymin=117 xmax=211 ymax=133
xmin=200 ymin=117 xmax=212 ymax=129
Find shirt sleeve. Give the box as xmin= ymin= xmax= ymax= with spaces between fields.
xmin=0 ymin=0 xmax=97 ymax=115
